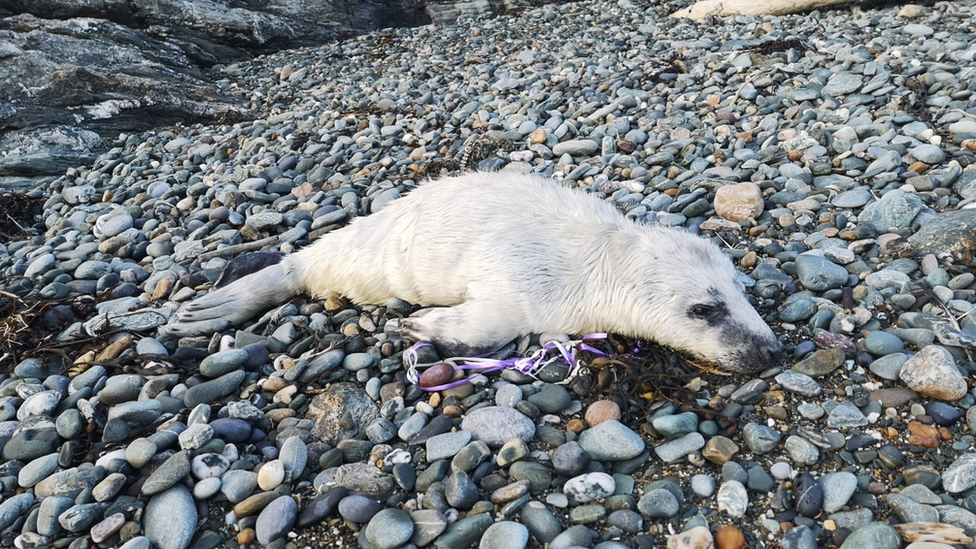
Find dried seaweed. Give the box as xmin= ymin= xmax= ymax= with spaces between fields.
xmin=0 ymin=192 xmax=43 ymax=239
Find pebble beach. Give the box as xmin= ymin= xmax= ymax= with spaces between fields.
xmin=2 ymin=0 xmax=976 ymax=548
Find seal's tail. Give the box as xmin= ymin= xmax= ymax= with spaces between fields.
xmin=158 ymin=262 xmax=299 ymax=338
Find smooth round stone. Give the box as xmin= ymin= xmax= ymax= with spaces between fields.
xmin=868 ymin=353 xmax=908 ymax=380
xmin=418 ymin=362 xmax=455 ymax=388
xmin=144 ymin=485 xmax=197 ymax=549
xmin=125 ymin=438 xmax=157 ymax=469
xmin=2 ymin=425 xmax=61 ymax=461
xmin=142 ymin=450 xmax=191 ymax=495
xmin=578 ymin=420 xmax=645 ymax=460
xmin=95 ymin=210 xmax=133 ymax=237
xmin=652 ymin=432 xmax=705 ymax=462
xmin=793 ymin=473 xmax=823 ymax=518
xmin=819 ymin=472 xmax=857 ymax=513
xmin=770 ymin=462 xmax=793 ymax=480
xmin=364 ymin=508 xmax=414 ymax=549
xmin=746 ymin=466 xmax=775 ymax=493
xmin=460 ymin=407 xmax=535 ymax=448
xmin=781 ymin=525 xmax=817 ymax=549
xmin=338 ymin=494 xmax=382 ymax=523
xmin=255 ymin=494 xmax=298 ymax=545
xmin=837 ymin=522 xmax=900 ymax=549
xmin=409 ymin=509 xmax=448 ymax=547
xmin=480 ymin=521 xmax=529 ymax=549
xmin=690 ymin=474 xmax=716 ymax=497
xmin=911 ymin=144 xmax=945 ymax=164
xmin=519 ymin=500 xmax=561 ymax=544
xmin=343 ymin=353 xmax=376 ymax=371
xmin=220 ymin=470 xmax=258 ymax=504
xmin=551 ymin=441 xmax=591 ymax=477
xmin=18 ymin=453 xmax=60 ymax=487
xmin=827 ymin=402 xmax=868 ymax=428
xmin=795 ymin=254 xmax=849 ymax=291
xmin=495 ymin=384 xmax=523 ymax=407
xmin=106 ymin=400 xmax=162 ymax=426
xmin=899 ymin=345 xmax=968 ymax=401
xmin=53 ymin=409 xmax=83 ymax=440
xmin=943 ymin=453 xmax=976 ymax=493
xmin=184 ymin=370 xmax=246 ymax=408
xmin=784 ymin=435 xmax=820 ymax=465
xmin=426 ymin=431 xmax=472 ymax=462
xmin=606 ymin=509 xmax=642 ymax=534
xmin=279 ymin=436 xmax=308 ymax=481
xmin=74 ymin=260 xmax=112 ymax=280
xmin=742 ymin=423 xmax=782 ymax=454
xmin=296 ymin=487 xmax=349 ymax=528
xmin=549 ymin=524 xmax=597 ymax=549
xmin=92 ymin=473 xmax=126 ymax=502
xmin=445 ymin=471 xmax=480 ymax=509
xmin=209 ymin=418 xmax=252 ymax=443
xmin=191 ymin=453 xmax=231 ymax=479
xmin=18 ymin=391 xmax=60 ymax=420
xmin=563 ymin=472 xmax=615 ymax=503
xmin=98 ymin=374 xmax=144 ymax=405
xmin=193 ymin=477 xmax=222 ymax=500
xmin=0 ymin=493 xmax=34 ymax=532
xmin=832 ymin=189 xmax=872 ymax=208
xmin=178 ymin=423 xmax=213 ymax=450
xmin=779 ymin=298 xmax=816 ymax=322
xmin=136 ymin=338 xmax=169 ymax=356
xmin=37 ymin=496 xmax=73 ymax=536
xmin=716 ymin=481 xmax=748 ymax=518
xmin=864 ymin=331 xmax=904 ymax=355
xmin=553 ymin=139 xmax=599 ymax=156
xmin=526 ymin=384 xmax=572 ymax=414
xmin=774 ymin=371 xmax=821 ymax=397
xmin=925 ymin=401 xmax=961 ymax=426
xmin=257 ymin=460 xmax=285 ymax=490
xmin=199 ymin=349 xmax=248 ymax=377
xmin=651 ymin=412 xmax=698 ymax=438
xmin=637 ymin=488 xmax=679 ymax=518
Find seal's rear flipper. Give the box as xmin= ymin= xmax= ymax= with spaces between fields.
xmin=158 ymin=263 xmax=298 ymax=339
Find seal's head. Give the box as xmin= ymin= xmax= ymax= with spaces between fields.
xmin=627 ymin=227 xmax=783 ymax=373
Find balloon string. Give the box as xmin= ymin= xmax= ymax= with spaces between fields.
xmin=404 ymin=334 xmax=609 ymax=392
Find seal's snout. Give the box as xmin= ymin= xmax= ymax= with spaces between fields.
xmin=745 ymin=338 xmax=783 ymax=372
xmin=760 ymin=341 xmax=784 ymax=367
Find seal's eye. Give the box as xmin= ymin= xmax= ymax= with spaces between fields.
xmin=690 ymin=304 xmax=717 ymax=319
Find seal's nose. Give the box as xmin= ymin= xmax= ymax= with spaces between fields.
xmin=761 ymin=341 xmax=784 ymax=366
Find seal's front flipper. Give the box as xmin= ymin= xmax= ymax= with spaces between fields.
xmin=158 ymin=263 xmax=298 ymax=338
xmin=399 ymin=302 xmax=519 ymax=357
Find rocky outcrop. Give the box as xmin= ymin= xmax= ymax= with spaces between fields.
xmin=0 ymin=0 xmax=544 ymax=192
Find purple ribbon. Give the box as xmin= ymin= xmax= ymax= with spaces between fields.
xmin=405 ymin=334 xmax=609 ymax=392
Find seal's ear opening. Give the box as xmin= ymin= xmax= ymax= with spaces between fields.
xmin=215 ymin=252 xmax=285 ymax=288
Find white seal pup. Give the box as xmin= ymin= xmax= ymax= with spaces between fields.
xmin=159 ymin=172 xmax=782 ymax=373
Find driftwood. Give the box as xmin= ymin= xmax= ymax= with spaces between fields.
xmin=670 ymin=0 xmax=862 ymax=20
xmin=893 ymin=522 xmax=974 ymax=545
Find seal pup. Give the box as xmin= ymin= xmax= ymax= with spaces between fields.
xmin=159 ymin=172 xmax=782 ymax=373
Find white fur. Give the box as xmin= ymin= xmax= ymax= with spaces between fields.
xmin=161 ymin=172 xmax=781 ymax=372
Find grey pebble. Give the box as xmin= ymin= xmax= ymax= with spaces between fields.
xmin=460 ymin=406 xmax=535 ymax=448
xmin=255 ymin=494 xmax=298 ymax=545
xmin=578 ymin=420 xmax=645 ymax=460
xmin=426 ymin=431 xmax=472 ymax=462
xmin=144 ymin=485 xmax=197 ymax=549
xmin=819 ymin=471 xmax=857 ymax=513
xmin=479 ymin=520 xmax=529 ymax=549
xmin=636 ymin=488 xmax=678 ymax=518
xmin=338 ymin=494 xmax=382 ymax=523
